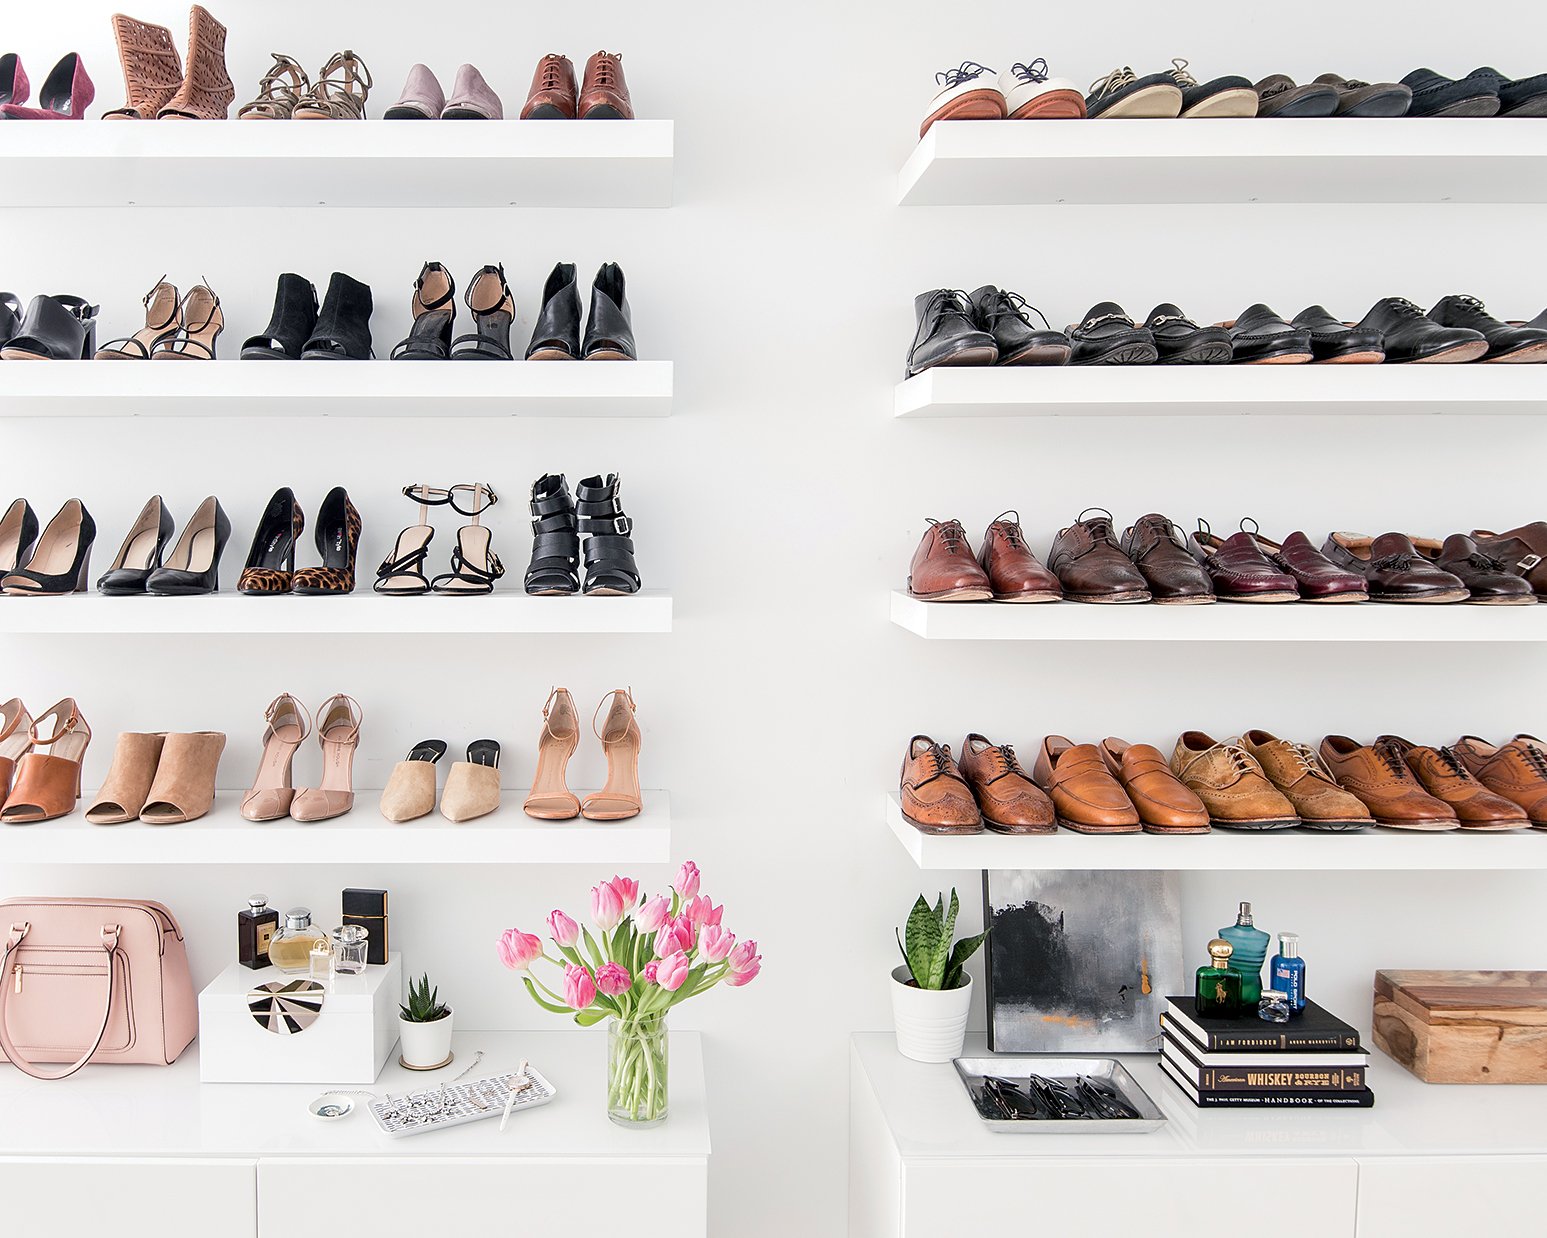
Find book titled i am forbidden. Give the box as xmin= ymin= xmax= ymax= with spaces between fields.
xmin=1163 ymin=995 xmax=1364 ymax=1054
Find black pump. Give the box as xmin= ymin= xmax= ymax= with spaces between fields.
xmin=97 ymin=494 xmax=175 ymax=595
xmin=451 ymin=264 xmax=514 ymax=361
xmin=1 ymin=295 xmax=99 ymax=360
xmin=526 ymin=263 xmax=582 ymax=360
xmin=146 ymin=496 xmax=230 ymax=596
xmin=583 ymin=263 xmax=636 ymax=361
xmin=243 ymin=274 xmax=319 ymax=360
xmin=524 ymin=473 xmax=579 ymax=595
xmin=577 ymin=473 xmax=641 ymax=595
xmin=303 ymin=272 xmax=373 ymax=360
xmin=237 ymin=487 xmax=306 ymax=595
xmin=392 ymin=262 xmax=457 ymax=361
xmin=0 ymin=498 xmax=40 ymax=577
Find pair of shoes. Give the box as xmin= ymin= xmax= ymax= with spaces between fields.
xmin=1403 ymin=67 xmax=1547 ymax=117
xmin=1037 ymin=736 xmax=1209 ymax=834
xmin=900 ymin=735 xmax=1056 ymax=835
xmin=906 ymin=515 xmax=1060 ymax=603
xmin=98 ymin=494 xmax=230 ymax=595
xmin=106 ymin=7 xmax=230 ymax=121
xmin=919 ymin=59 xmax=1085 ymax=136
xmin=2 ymin=498 xmax=96 ymax=595
xmin=1067 ymin=303 xmax=1228 ymax=365
xmin=385 ymin=64 xmax=501 ymax=119
xmin=1320 ymin=735 xmax=1528 ymax=831
xmin=1088 ymin=61 xmax=1256 ymax=119
xmin=1323 ymin=531 xmax=1535 ymax=604
xmin=241 ymin=694 xmax=360 ymax=822
xmin=907 ymin=288 xmax=1068 ymax=376
xmin=527 ymin=262 xmax=636 ymax=361
xmin=0 ymin=699 xmax=92 ymax=823
xmin=0 ymin=53 xmax=94 ymax=120
xmin=239 ymin=486 xmax=360 ymax=596
xmin=243 ymin=272 xmax=373 ymax=360
xmin=391 ymin=263 xmax=515 ymax=361
xmin=86 ymin=730 xmax=225 ymax=825
xmin=1255 ymin=74 xmax=1412 ymax=117
xmin=524 ymin=474 xmax=641 ymax=596
xmin=1181 ymin=518 xmax=1361 ymax=603
xmin=97 ymin=278 xmax=222 ymax=360
xmin=0 ymin=294 xmax=100 ymax=359
xmin=376 ymin=484 xmax=503 ymax=596
xmin=238 ymin=50 xmax=371 ymax=120
xmin=520 ymin=51 xmax=633 ymax=120
xmin=525 ymin=687 xmax=642 ymax=821
xmin=381 ymin=739 xmax=502 ymax=822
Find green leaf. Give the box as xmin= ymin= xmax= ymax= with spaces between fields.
xmin=932 ymin=889 xmax=960 ymax=987
xmin=522 ymin=976 xmax=572 ymax=1016
xmin=944 ymin=929 xmax=988 ymax=990
xmin=581 ymin=926 xmax=604 ymax=968
xmin=574 ymin=1007 xmax=609 ymax=1027
xmin=905 ymin=895 xmax=943 ymax=988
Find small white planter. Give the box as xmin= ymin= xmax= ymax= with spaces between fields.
xmin=398 ymin=1010 xmax=454 ymax=1069
xmin=891 ymin=965 xmax=972 ymax=1063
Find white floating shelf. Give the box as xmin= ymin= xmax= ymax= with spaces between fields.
xmin=886 ymin=793 xmax=1547 ymax=871
xmin=3 ymin=791 xmax=671 ymax=865
xmin=898 ymin=118 xmax=1547 ymax=206
xmin=0 ymin=592 xmax=673 ymax=636
xmin=895 ymin=365 xmax=1547 ymax=419
xmin=0 ymin=360 xmax=673 ymax=418
xmin=0 ymin=120 xmax=674 ymax=208
xmin=890 ymin=591 xmax=1544 ymax=642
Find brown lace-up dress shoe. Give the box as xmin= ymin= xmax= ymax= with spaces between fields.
xmin=580 ymin=51 xmax=633 ymax=119
xmin=1318 ymin=735 xmax=1460 ymax=830
xmin=958 ymin=734 xmax=1055 ymax=833
xmin=1452 ymin=734 xmax=1547 ymax=828
xmin=1032 ymin=736 xmax=1140 ymax=833
xmin=908 ymin=519 xmax=992 ymax=601
xmin=522 ymin=53 xmax=577 ymax=119
xmin=1170 ymin=732 xmax=1299 ymax=830
xmin=1099 ymin=738 xmax=1210 ymax=834
xmin=1120 ymin=513 xmax=1214 ymax=604
xmin=1047 ymin=508 xmax=1151 ymax=603
xmin=1470 ymin=523 xmax=1547 ymax=596
xmin=1239 ymin=730 xmax=1371 ymax=830
xmin=1378 ymin=735 xmax=1529 ymax=830
xmin=979 ymin=512 xmax=1061 ymax=602
xmin=899 ymin=736 xmax=981 ymax=834
xmin=1322 ymin=532 xmax=1469 ymax=603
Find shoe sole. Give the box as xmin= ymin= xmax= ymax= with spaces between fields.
xmin=525 ymin=104 xmax=572 ymax=120
xmin=1302 ymin=592 xmax=1369 ymax=603
xmin=1419 ymin=96 xmax=1501 ymax=117
xmin=1065 ymin=591 xmax=1152 ymax=603
xmin=1211 ymin=818 xmax=1300 ymax=831
xmin=984 ymin=821 xmax=1058 ymax=835
xmin=584 ymin=349 xmax=633 ymax=362
xmin=921 ymin=90 xmax=1007 ymax=136
xmin=1465 ymin=594 xmax=1537 ymax=605
xmin=1181 ymin=90 xmax=1258 ymax=118
xmin=582 ymin=105 xmax=628 ymax=120
xmin=1055 ymin=816 xmax=1142 ymax=834
xmin=999 ymin=342 xmax=1072 ymax=366
xmin=1458 ymin=819 xmax=1532 ymax=830
xmin=1008 ymin=90 xmax=1086 ymax=120
xmin=1074 ymin=342 xmax=1159 ymax=366
xmin=1141 ymin=823 xmax=1212 ymax=834
xmin=1239 ymin=350 xmax=1313 ymax=364
xmin=908 ymin=343 xmax=1000 ymax=376
xmin=1369 ymin=590 xmax=1471 ymax=603
xmin=1401 ymin=340 xmax=1490 ymax=363
xmin=1217 ymin=592 xmax=1302 ymax=603
xmin=1093 ymin=85 xmax=1182 ymax=118
xmin=526 ymin=347 xmax=576 ymax=361
xmin=910 ymin=587 xmax=993 ymax=602
xmin=1502 ymin=97 xmax=1547 ymax=117
xmin=1158 ymin=341 xmax=1233 ymax=365
xmin=1316 ymin=349 xmax=1385 ymax=364
xmin=992 ymin=591 xmax=1062 ymax=603
xmin=1337 ymin=91 xmax=1413 ymax=117
xmin=442 ymin=108 xmax=495 ymax=120
xmin=1261 ymin=94 xmax=1338 ymax=118
xmin=1297 ymin=819 xmax=1372 ymax=832
xmin=902 ymin=810 xmax=983 ymax=836
xmin=1484 ymin=340 xmax=1547 ymax=363
xmin=1374 ymin=818 xmax=1461 ymax=831
xmin=1152 ymin=594 xmax=1216 ymax=605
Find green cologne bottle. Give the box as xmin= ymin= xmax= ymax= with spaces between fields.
xmin=1195 ymin=938 xmax=1243 ymax=1018
xmin=1219 ymin=900 xmax=1271 ymax=1005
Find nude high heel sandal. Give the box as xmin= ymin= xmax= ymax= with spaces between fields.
xmin=104 ymin=14 xmax=182 ymax=120
xmin=524 ymin=688 xmax=581 ymax=820
xmin=95 ymin=278 xmax=181 ymax=359
xmin=0 ymin=699 xmax=34 ymax=802
xmin=581 ymin=689 xmax=642 ymax=821
xmin=291 ymin=695 xmax=361 ymax=822
xmin=1 ymin=699 xmax=91 ymax=824
xmin=85 ymin=732 xmax=165 ymax=825
xmin=151 ymin=283 xmax=223 ymax=360
xmin=241 ymin=694 xmax=310 ymax=822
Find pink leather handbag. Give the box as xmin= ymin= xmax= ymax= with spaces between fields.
xmin=0 ymin=897 xmax=197 ymax=1080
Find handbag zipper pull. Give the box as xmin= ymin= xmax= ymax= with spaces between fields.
xmin=12 ymin=964 xmax=20 ymax=994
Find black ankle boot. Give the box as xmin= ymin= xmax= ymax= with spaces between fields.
xmin=526 ymin=263 xmax=582 ymax=360
xmin=583 ymin=263 xmax=635 ymax=361
xmin=577 ymin=473 xmax=640 ymax=595
xmin=524 ymin=473 xmax=579 ymax=595
xmin=303 ymin=273 xmax=374 ymax=360
xmin=242 ymin=274 xmax=318 ymax=360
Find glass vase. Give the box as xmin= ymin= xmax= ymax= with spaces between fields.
xmin=608 ymin=1013 xmax=668 ymax=1127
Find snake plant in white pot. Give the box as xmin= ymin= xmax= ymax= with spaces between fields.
xmin=891 ymin=889 xmax=987 ymax=1063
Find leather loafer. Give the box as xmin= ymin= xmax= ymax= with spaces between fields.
xmin=1145 ymin=304 xmax=1232 ymax=364
xmin=959 ymin=734 xmax=1056 ymax=833
xmin=1067 ymin=302 xmax=1157 ymax=366
xmin=1469 ymin=522 xmax=1547 ymax=595
xmin=1244 ymin=525 xmax=1367 ymax=602
xmin=1100 ymin=738 xmax=1210 ymax=834
xmin=1240 ymin=730 xmax=1372 ymax=831
xmin=1313 ymin=73 xmax=1412 ymax=116
xmin=1401 ymin=67 xmax=1501 ymax=117
xmin=1428 ymin=294 xmax=1547 ymax=363
xmin=899 ymin=736 xmax=982 ymax=834
xmin=978 ymin=512 xmax=1061 ymax=602
xmin=1319 ymin=735 xmax=1460 ymax=830
xmin=1323 ymin=532 xmax=1469 ymax=603
xmin=1220 ymin=304 xmax=1312 ymax=364
xmin=907 ymin=289 xmax=997 ymax=377
xmin=970 ymin=285 xmax=1070 ymax=366
xmin=1188 ymin=523 xmax=1299 ymax=602
xmin=1360 ymin=296 xmax=1488 ymax=362
xmin=1452 ymin=734 xmax=1547 ymax=827
xmin=1254 ymin=74 xmax=1338 ymax=117
xmin=908 ymin=519 xmax=992 ymax=602
xmin=1121 ymin=513 xmax=1214 ymax=604
xmin=1480 ymin=67 xmax=1547 ymax=117
xmin=1170 ymin=732 xmax=1299 ymax=830
xmin=1032 ymin=736 xmax=1141 ymax=833
xmin=1291 ymin=305 xmax=1385 ymax=364
xmin=1048 ymin=508 xmax=1151 ymax=603
xmin=1381 ymin=735 xmax=1530 ymax=830
xmin=1417 ymin=533 xmax=1536 ymax=604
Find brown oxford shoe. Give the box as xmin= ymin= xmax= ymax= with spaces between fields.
xmin=579 ymin=50 xmax=633 ymax=120
xmin=521 ymin=54 xmax=577 ymax=119
xmin=1099 ymin=737 xmax=1210 ymax=834
xmin=908 ymin=519 xmax=992 ymax=601
xmin=1452 ymin=734 xmax=1547 ymax=828
xmin=1121 ymin=513 xmax=1215 ymax=605
xmin=1240 ymin=729 xmax=1371 ymax=830
xmin=1170 ymin=731 xmax=1299 ymax=830
xmin=899 ymin=736 xmax=981 ymax=835
xmin=1047 ymin=508 xmax=1151 ymax=603
xmin=979 ymin=512 xmax=1061 ymax=602
xmin=958 ymin=734 xmax=1055 ymax=833
xmin=1379 ymin=735 xmax=1529 ymax=830
xmin=1032 ymin=735 xmax=1141 ymax=833
xmin=1318 ymin=735 xmax=1460 ymax=830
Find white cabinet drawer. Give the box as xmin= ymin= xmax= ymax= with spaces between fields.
xmin=1356 ymin=1156 xmax=1547 ymax=1237
xmin=0 ymin=1158 xmax=255 ymax=1238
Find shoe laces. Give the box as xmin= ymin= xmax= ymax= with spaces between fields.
xmin=992 ymin=510 xmax=1027 ymax=548
xmin=1454 ymin=294 xmax=1488 ymax=313
xmin=991 ymin=744 xmax=1028 ymax=779
xmin=1285 ymin=741 xmax=1332 ymax=781
xmin=1007 ymin=58 xmax=1050 ymax=84
xmin=541 ymin=60 xmax=565 ymax=89
xmin=1219 ymin=743 xmax=1260 ymax=777
xmin=983 ymin=289 xmax=1053 ymax=332
xmin=936 ymin=61 xmax=995 ymax=88
xmin=1386 ymin=297 xmax=1428 ymax=320
xmin=1374 ymin=740 xmax=1413 ymax=781
xmin=592 ymin=53 xmax=620 ymax=88
xmin=927 ymin=518 xmax=970 ymax=554
xmin=1089 ymin=66 xmax=1136 ymax=97
xmin=1520 ymin=741 xmax=1547 ymax=781
xmin=1076 ymin=507 xmax=1119 ymax=545
xmin=1168 ymin=58 xmax=1197 ymax=87
xmin=922 ymin=742 xmax=952 ymax=778
xmin=1433 ymin=745 xmax=1477 ymax=782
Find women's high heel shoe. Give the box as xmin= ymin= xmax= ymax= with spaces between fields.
xmin=391 ymin=263 xmax=456 ymax=360
xmin=581 ymin=689 xmax=642 ymax=821
xmin=290 ymin=695 xmax=361 ymax=822
xmin=292 ymin=486 xmax=362 ymax=595
xmin=374 ymin=484 xmax=446 ymax=595
xmin=0 ymin=499 xmax=39 ymax=576
xmin=431 ymin=483 xmax=505 ymax=595
xmin=583 ymin=262 xmax=637 ymax=361
xmin=1 ymin=699 xmax=91 ymax=824
xmin=578 ymin=474 xmax=641 ymax=595
xmin=139 ymin=731 xmax=226 ymax=824
xmin=97 ymin=494 xmax=174 ymax=594
xmin=242 ymin=273 xmax=318 ymax=360
xmin=104 ymin=15 xmax=180 ymax=120
xmin=0 ymin=293 xmax=22 ymax=346
xmin=1 ymin=295 xmax=99 ymax=360
xmin=303 ymin=272 xmax=373 ymax=360
xmin=237 ymin=486 xmax=305 ymax=594
xmin=146 ymin=495 xmax=230 ymax=595
xmin=2 ymin=499 xmax=94 ymax=596
xmin=383 ymin=64 xmax=443 ymax=120
xmin=237 ymin=53 xmax=309 ymax=120
xmin=96 ymin=277 xmax=181 ymax=359
xmin=526 ymin=262 xmax=582 ymax=360
xmin=241 ymin=695 xmax=310 ymax=822
xmin=0 ymin=53 xmax=93 ymax=120
xmin=524 ymin=688 xmax=581 ymax=820
xmin=151 ymin=283 xmax=223 ymax=360
xmin=0 ymin=699 xmax=34 ymax=802
xmin=293 ymin=51 xmax=373 ymax=120
xmin=442 ymin=740 xmax=502 ymax=822
xmin=0 ymin=54 xmax=30 ymax=108
xmin=157 ymin=5 xmax=233 ymax=120
xmin=450 ymin=265 xmax=515 ymax=361
xmin=380 ymin=739 xmax=446 ymax=822
xmin=85 ymin=732 xmax=165 ymax=824
xmin=524 ymin=474 xmax=580 ymax=595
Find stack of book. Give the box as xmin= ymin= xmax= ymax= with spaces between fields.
xmin=1159 ymin=995 xmax=1375 ymax=1109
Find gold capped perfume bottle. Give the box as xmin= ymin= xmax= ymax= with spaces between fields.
xmin=268 ymin=907 xmax=329 ymax=974
xmin=1195 ymin=938 xmax=1243 ymax=1018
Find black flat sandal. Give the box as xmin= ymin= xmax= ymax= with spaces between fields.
xmin=431 ymin=483 xmax=505 ymax=595
xmin=577 ymin=474 xmax=641 ymax=596
xmin=524 ymin=473 xmax=579 ymax=595
xmin=374 ymin=483 xmax=452 ymax=596
xmin=243 ymin=274 xmax=319 ymax=360
xmin=450 ymin=264 xmax=514 ymax=361
xmin=391 ymin=262 xmax=456 ymax=361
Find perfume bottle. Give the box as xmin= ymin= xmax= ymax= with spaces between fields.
xmin=238 ymin=896 xmax=279 ymax=970
xmin=1258 ymin=989 xmax=1292 ymax=1023
xmin=331 ymin=924 xmax=369 ymax=975
xmin=1219 ymin=900 xmax=1271 ymax=1005
xmin=268 ymin=908 xmax=329 ymax=975
xmin=1271 ymin=932 xmax=1306 ymax=1012
xmin=1195 ymin=938 xmax=1243 ymax=1018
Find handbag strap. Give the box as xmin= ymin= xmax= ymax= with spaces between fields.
xmin=0 ymin=921 xmax=122 ymax=1081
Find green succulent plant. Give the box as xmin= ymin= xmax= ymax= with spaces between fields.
xmin=897 ymin=889 xmax=987 ymax=991
xmin=400 ymin=972 xmax=451 ymax=1023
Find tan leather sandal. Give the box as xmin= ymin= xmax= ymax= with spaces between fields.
xmin=0 ymin=699 xmax=33 ymax=803
xmin=293 ymin=51 xmax=373 ymax=120
xmin=238 ymin=53 xmax=310 ymax=120
xmin=581 ymin=689 xmax=642 ymax=821
xmin=524 ymin=688 xmax=581 ymax=820
xmin=1 ymin=698 xmax=91 ymax=824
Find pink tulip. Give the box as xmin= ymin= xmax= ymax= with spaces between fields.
xmin=641 ymin=961 xmax=660 ymax=984
xmin=608 ymin=876 xmax=641 ymax=908
xmin=656 ymin=950 xmax=690 ymax=992
xmin=655 ymin=914 xmax=694 ymax=958
xmin=699 ymin=924 xmax=736 ymax=963
xmin=547 ymin=909 xmax=580 ymax=948
xmin=636 ymin=895 xmax=670 ymax=933
xmin=595 ymin=962 xmax=632 ymax=997
xmin=685 ymin=895 xmax=724 ymax=929
xmin=726 ymin=956 xmax=761 ymax=987
xmin=728 ymin=939 xmax=760 ymax=975
xmin=673 ymin=860 xmax=701 ymax=899
xmin=563 ymin=963 xmax=598 ymax=1010
xmin=590 ymin=881 xmax=624 ymax=931
xmin=496 ymin=930 xmax=542 ymax=972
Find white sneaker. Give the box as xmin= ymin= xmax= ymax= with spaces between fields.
xmin=920 ymin=61 xmax=1007 ymax=137
xmin=998 ymin=58 xmax=1086 ymax=119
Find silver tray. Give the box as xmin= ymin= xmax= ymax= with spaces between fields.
xmin=954 ymin=1056 xmax=1167 ymax=1134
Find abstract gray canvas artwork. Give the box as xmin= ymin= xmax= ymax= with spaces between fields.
xmin=983 ymin=869 xmax=1182 ymax=1053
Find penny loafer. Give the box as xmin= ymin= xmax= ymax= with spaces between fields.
xmin=1291 ymin=306 xmax=1385 ymax=364
xmin=1067 ymin=302 xmax=1157 ymax=366
xmin=1254 ymin=74 xmax=1338 ymax=117
xmin=1401 ymin=67 xmax=1501 ymax=117
xmin=1220 ymin=304 xmax=1312 ymax=364
xmin=1313 ymin=73 xmax=1412 ymax=116
xmin=908 ymin=518 xmax=993 ymax=602
xmin=1188 ymin=524 xmax=1299 ymax=602
xmin=1322 ymin=531 xmax=1469 ymax=603
xmin=1048 ymin=508 xmax=1151 ymax=603
xmin=959 ymin=734 xmax=1056 ymax=833
xmin=907 ymin=289 xmax=997 ymax=377
xmin=1357 ymin=297 xmax=1487 ymax=363
xmin=1416 ymin=533 xmax=1536 ymax=604
xmin=1428 ymin=294 xmax=1547 ymax=363
xmin=1033 ymin=736 xmax=1141 ymax=833
xmin=1121 ymin=513 xmax=1214 ymax=604
xmin=1100 ymin=737 xmax=1210 ymax=834
xmin=970 ymin=285 xmax=1070 ymax=366
xmin=1144 ymin=304 xmax=1232 ymax=364
xmin=1245 ymin=526 xmax=1367 ymax=602
xmin=978 ymin=513 xmax=1061 ymax=602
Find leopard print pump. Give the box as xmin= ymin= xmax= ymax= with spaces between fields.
xmin=293 ymin=487 xmax=362 ymax=595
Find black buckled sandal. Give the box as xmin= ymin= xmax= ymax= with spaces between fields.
xmin=391 ymin=262 xmax=457 ymax=361
xmin=450 ymin=264 xmax=514 ymax=361
xmin=1 ymin=294 xmax=100 ymax=361
xmin=524 ymin=473 xmax=579 ymax=596
xmin=430 ymin=483 xmax=505 ymax=595
xmin=374 ymin=483 xmax=453 ymax=596
xmin=577 ymin=474 xmax=641 ymax=596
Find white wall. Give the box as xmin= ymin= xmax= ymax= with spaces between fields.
xmin=4 ymin=2 xmax=1547 ymax=1235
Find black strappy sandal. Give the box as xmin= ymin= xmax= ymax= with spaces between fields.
xmin=431 ymin=483 xmax=506 ymax=595
xmin=450 ymin=264 xmax=514 ymax=361
xmin=391 ymin=262 xmax=456 ymax=361
xmin=374 ymin=484 xmax=452 ymax=596
xmin=95 ymin=277 xmax=180 ymax=360
xmin=150 ymin=283 xmax=223 ymax=361
xmin=577 ymin=474 xmax=641 ymax=596
xmin=524 ymin=473 xmax=579 ymax=596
